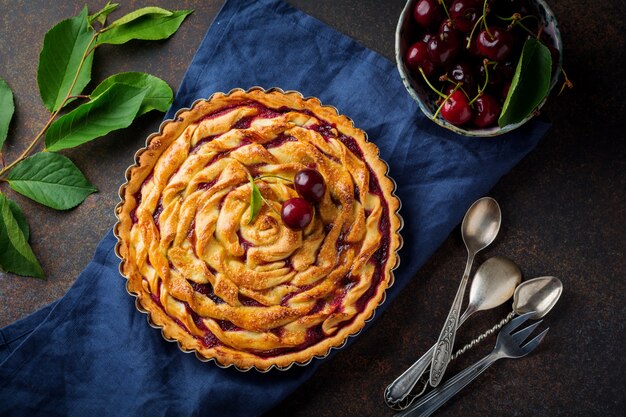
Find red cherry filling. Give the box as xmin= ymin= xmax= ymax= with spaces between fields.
xmin=294 ymin=168 xmax=326 ymax=203
xmin=473 ymin=94 xmax=501 ymax=127
xmin=405 ymin=42 xmax=436 ymax=77
xmin=281 ymin=198 xmax=313 ymax=229
xmin=440 ymin=90 xmax=473 ymax=126
xmin=477 ymin=27 xmax=514 ymax=62
xmin=413 ymin=0 xmax=441 ymax=28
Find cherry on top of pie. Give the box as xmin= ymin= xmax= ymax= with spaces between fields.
xmin=115 ymin=89 xmax=402 ymax=370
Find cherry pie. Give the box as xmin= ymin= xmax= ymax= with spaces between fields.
xmin=115 ymin=88 xmax=402 ymax=370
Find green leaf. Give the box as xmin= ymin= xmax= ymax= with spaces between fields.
xmin=248 ymin=174 xmax=262 ymax=224
xmin=107 ymin=6 xmax=172 ymax=27
xmin=0 ymin=78 xmax=14 ymax=152
xmin=7 ymin=199 xmax=29 ymax=241
xmin=0 ymin=194 xmax=44 ymax=278
xmin=96 ymin=9 xmax=192 ymax=45
xmin=45 ymin=83 xmax=147 ymax=152
xmin=89 ymin=2 xmax=119 ymax=26
xmin=37 ymin=7 xmax=95 ymax=112
xmin=498 ymin=38 xmax=552 ymax=127
xmin=90 ymin=72 xmax=173 ymax=116
xmin=8 ymin=152 xmax=97 ymax=210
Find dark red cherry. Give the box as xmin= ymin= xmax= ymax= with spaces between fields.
xmin=294 ymin=168 xmax=326 ymax=203
xmin=281 ymin=198 xmax=313 ymax=229
xmin=465 ymin=34 xmax=480 ymax=56
xmin=443 ymin=84 xmax=456 ymax=96
xmin=439 ymin=18 xmax=456 ymax=34
xmin=427 ymin=31 xmax=461 ymax=67
xmin=502 ymin=82 xmax=511 ymax=100
xmin=473 ymin=94 xmax=501 ymax=128
xmin=449 ymin=62 xmax=475 ymax=89
xmin=477 ymin=27 xmax=514 ymax=62
xmin=477 ymin=62 xmax=502 ymax=88
xmin=449 ymin=0 xmax=481 ymax=33
xmin=413 ymin=0 xmax=442 ymax=28
xmin=420 ymin=32 xmax=436 ymax=44
xmin=405 ymin=41 xmax=436 ymax=77
xmin=440 ymin=90 xmax=473 ymax=126
xmin=490 ymin=0 xmax=532 ymax=18
xmin=499 ymin=60 xmax=516 ymax=81
xmin=477 ymin=60 xmax=515 ymax=92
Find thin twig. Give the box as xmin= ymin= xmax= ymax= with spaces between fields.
xmin=0 ymin=32 xmax=99 ymax=178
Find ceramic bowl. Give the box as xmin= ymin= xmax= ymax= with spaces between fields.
xmin=395 ymin=0 xmax=563 ymax=136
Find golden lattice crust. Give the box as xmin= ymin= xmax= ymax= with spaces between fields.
xmin=115 ymin=88 xmax=402 ymax=371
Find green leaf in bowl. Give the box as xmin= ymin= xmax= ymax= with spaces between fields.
xmin=498 ymin=37 xmax=552 ymax=128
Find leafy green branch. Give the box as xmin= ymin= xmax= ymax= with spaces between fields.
xmin=0 ymin=3 xmax=192 ymax=278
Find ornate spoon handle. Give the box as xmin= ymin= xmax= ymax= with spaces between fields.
xmin=451 ymin=311 xmax=515 ymax=360
xmin=385 ymin=309 xmax=473 ymax=405
xmin=429 ymin=253 xmax=474 ymax=386
xmin=397 ymin=354 xmax=499 ymax=417
xmin=386 ymin=310 xmax=516 ymax=411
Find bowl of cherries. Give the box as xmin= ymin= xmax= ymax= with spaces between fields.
xmin=396 ymin=0 xmax=564 ymax=136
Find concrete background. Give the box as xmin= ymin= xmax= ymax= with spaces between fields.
xmin=0 ymin=1 xmax=623 ymax=416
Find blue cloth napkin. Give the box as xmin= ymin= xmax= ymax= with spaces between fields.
xmin=0 ymin=0 xmax=549 ymax=415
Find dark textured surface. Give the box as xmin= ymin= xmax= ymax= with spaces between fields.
xmin=0 ymin=1 xmax=624 ymax=416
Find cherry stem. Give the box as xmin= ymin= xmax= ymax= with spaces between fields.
xmin=419 ymin=67 xmax=447 ymax=99
xmin=469 ymin=60 xmax=495 ymax=106
xmin=442 ymin=78 xmax=471 ymax=101
xmin=438 ymin=0 xmax=451 ymax=19
xmin=516 ymin=21 xmax=539 ymax=38
xmin=67 ymin=94 xmax=90 ymax=100
xmin=497 ymin=13 xmax=538 ymax=24
xmin=252 ymin=174 xmax=288 ymax=217
xmin=466 ymin=14 xmax=485 ymax=49
xmin=496 ymin=14 xmax=518 ymax=21
xmin=482 ymin=0 xmax=492 ymax=38
xmin=258 ymin=192 xmax=281 ymax=217
xmin=558 ymin=68 xmax=574 ymax=95
xmin=256 ymin=174 xmax=292 ymax=183
xmin=433 ymin=83 xmax=461 ymax=119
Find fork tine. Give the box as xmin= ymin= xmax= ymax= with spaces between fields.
xmin=510 ymin=319 xmax=544 ymax=345
xmin=503 ymin=311 xmax=534 ymax=334
xmin=522 ymin=327 xmax=550 ymax=353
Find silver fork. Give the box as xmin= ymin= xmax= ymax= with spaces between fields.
xmin=394 ymin=312 xmax=549 ymax=417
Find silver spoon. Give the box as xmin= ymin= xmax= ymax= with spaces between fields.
xmin=387 ymin=275 xmax=563 ymax=411
xmin=452 ymin=275 xmax=563 ymax=359
xmin=430 ymin=197 xmax=501 ymax=387
xmin=385 ymin=256 xmax=520 ymax=405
